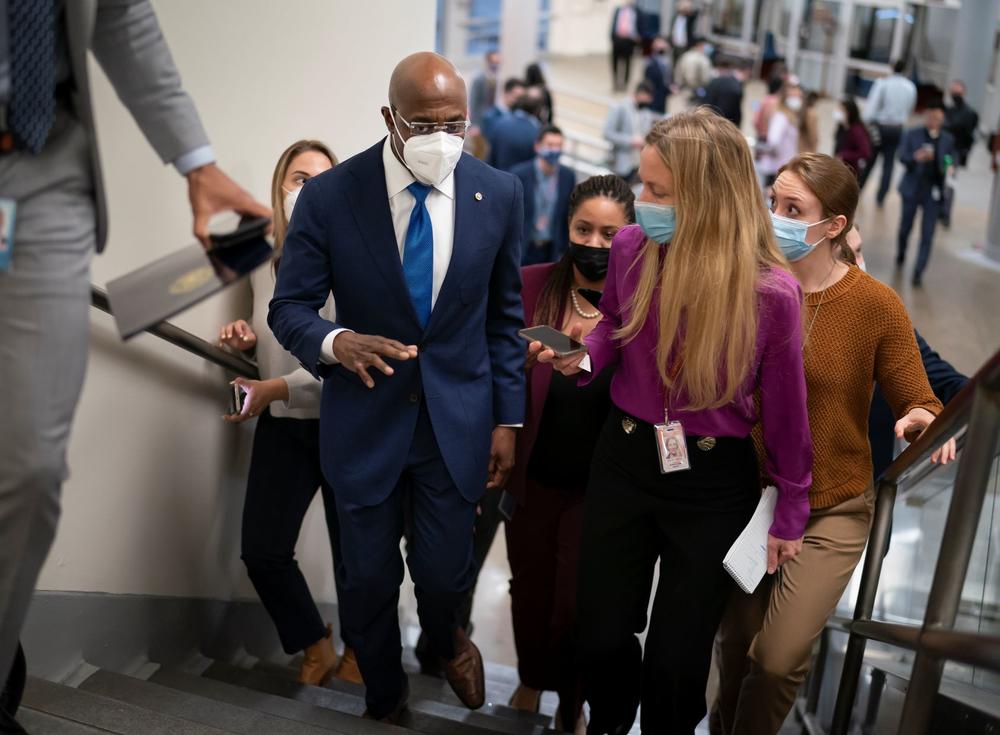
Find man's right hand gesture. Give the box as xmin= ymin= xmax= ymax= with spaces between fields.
xmin=333 ymin=332 xmax=418 ymax=388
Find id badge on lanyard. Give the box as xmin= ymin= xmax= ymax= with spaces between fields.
xmin=654 ymin=407 xmax=691 ymax=474
xmin=0 ymin=198 xmax=16 ymax=272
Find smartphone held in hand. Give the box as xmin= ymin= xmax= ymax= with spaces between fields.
xmin=518 ymin=325 xmax=587 ymax=357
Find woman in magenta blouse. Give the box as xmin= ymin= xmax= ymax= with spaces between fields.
xmin=535 ymin=109 xmax=813 ymax=734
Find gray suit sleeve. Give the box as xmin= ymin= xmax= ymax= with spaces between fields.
xmin=91 ymin=0 xmax=210 ymax=164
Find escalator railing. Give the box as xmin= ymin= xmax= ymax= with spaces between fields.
xmin=90 ymin=285 xmax=259 ymax=380
xmin=823 ymin=346 xmax=1000 ymax=734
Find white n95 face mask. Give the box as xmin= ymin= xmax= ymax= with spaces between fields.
xmin=392 ymin=117 xmax=464 ymax=186
xmin=282 ymin=186 xmax=301 ymax=220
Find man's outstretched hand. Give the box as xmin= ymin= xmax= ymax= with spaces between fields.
xmin=187 ymin=163 xmax=272 ymax=248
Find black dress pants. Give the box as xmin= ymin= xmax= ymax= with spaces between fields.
xmin=241 ymin=409 xmax=347 ymax=655
xmin=577 ymin=408 xmax=759 ymax=735
xmin=611 ymin=38 xmax=637 ymax=91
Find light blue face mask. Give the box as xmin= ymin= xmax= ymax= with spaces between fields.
xmin=770 ymin=211 xmax=829 ymax=262
xmin=635 ymin=201 xmax=676 ymax=244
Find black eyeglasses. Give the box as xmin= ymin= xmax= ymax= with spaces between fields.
xmin=394 ymin=109 xmax=469 ymax=137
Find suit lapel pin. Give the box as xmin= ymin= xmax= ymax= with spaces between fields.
xmin=475 ymin=192 xmax=483 ymax=201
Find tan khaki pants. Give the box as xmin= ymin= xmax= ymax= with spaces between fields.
xmin=710 ymin=487 xmax=875 ymax=735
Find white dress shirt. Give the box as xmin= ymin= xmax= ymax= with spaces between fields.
xmin=320 ymin=138 xmax=456 ymax=363
xmin=864 ymin=74 xmax=917 ymax=127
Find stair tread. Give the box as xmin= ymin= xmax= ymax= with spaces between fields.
xmin=151 ymin=667 xmax=407 ymax=735
xmin=17 ymin=708 xmax=111 ymax=734
xmin=22 ymin=677 xmax=228 ymax=735
xmin=80 ymin=669 xmax=348 ymax=735
xmin=206 ymin=660 xmax=553 ymax=735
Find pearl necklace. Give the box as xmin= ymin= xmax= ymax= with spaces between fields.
xmin=570 ymin=289 xmax=600 ymax=319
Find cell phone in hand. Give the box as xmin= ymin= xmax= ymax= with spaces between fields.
xmin=229 ymin=383 xmax=246 ymax=415
xmin=519 ymin=325 xmax=586 ymax=357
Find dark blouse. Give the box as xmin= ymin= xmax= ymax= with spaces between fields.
xmin=526 ymin=365 xmax=614 ymax=490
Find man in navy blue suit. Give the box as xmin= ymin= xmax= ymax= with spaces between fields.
xmin=268 ymin=52 xmax=526 ymax=723
xmin=510 ymin=125 xmax=577 ymax=265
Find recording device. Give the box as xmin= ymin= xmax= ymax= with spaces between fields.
xmin=518 ymin=325 xmax=587 ymax=357
xmin=229 ymin=383 xmax=246 ymax=415
xmin=209 ymin=215 xmax=270 ymax=250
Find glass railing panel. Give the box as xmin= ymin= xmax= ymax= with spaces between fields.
xmin=972 ymin=446 xmax=1000 ymax=693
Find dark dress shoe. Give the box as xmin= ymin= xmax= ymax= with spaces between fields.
xmin=442 ymin=628 xmax=485 ymax=710
xmin=0 ymin=705 xmax=27 ymax=735
xmin=362 ymin=679 xmax=409 ymax=724
xmin=912 ymin=273 xmax=924 ymax=287
xmin=1 ymin=643 xmax=26 ymax=718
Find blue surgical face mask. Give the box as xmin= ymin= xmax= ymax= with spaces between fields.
xmin=770 ymin=211 xmax=830 ymax=261
xmin=635 ymin=201 xmax=676 ymax=244
xmin=539 ymin=149 xmax=561 ymax=166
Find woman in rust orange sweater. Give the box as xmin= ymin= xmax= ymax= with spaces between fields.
xmin=711 ymin=153 xmax=957 ymax=735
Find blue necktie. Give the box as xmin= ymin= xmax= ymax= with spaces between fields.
xmin=9 ymin=0 xmax=57 ymax=154
xmin=403 ymin=182 xmax=434 ymax=328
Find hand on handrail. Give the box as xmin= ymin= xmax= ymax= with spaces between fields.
xmin=218 ymin=319 xmax=257 ymax=352
xmin=895 ymin=407 xmax=958 ymax=465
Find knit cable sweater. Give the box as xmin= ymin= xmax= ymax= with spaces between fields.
xmin=800 ymin=265 xmax=942 ymax=509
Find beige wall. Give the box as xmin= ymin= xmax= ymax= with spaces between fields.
xmin=37 ymin=0 xmax=437 ymax=602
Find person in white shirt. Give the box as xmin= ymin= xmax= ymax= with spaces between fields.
xmin=862 ymin=59 xmax=917 ymax=205
xmin=218 ymin=140 xmax=358 ymax=688
xmin=756 ymin=83 xmax=803 ymax=188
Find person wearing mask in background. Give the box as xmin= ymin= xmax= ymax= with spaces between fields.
xmin=702 ymin=57 xmax=745 ymax=128
xmin=643 ymin=36 xmax=673 ymax=115
xmin=482 ymin=78 xmax=527 ymax=145
xmin=610 ymin=1 xmax=641 ymax=92
xmin=489 ymin=91 xmax=544 ymax=172
xmin=536 ymin=109 xmax=812 ymax=734
xmin=0 ymin=5 xmax=271 ymax=729
xmin=897 ymin=99 xmax=955 ymax=287
xmin=511 ymin=126 xmax=577 ymax=266
xmin=711 ymin=154 xmax=953 ymax=735
xmin=636 ymin=0 xmax=662 ymax=58
xmin=674 ymin=37 xmax=714 ymax=97
xmin=217 ymin=140 xmax=361 ymax=688
xmin=508 ymin=176 xmax=635 ymax=734
xmin=753 ymin=73 xmax=786 ymax=141
xmin=603 ymin=81 xmax=657 ymax=182
xmin=268 ymin=52 xmax=526 ymax=723
xmin=863 ymin=59 xmax=916 ymax=207
xmin=834 ymin=98 xmax=872 ymax=179
xmin=467 ymin=50 xmax=502 ymax=160
xmin=670 ymin=0 xmax=699 ymax=64
xmin=756 ymin=83 xmax=802 ymax=189
xmin=525 ymin=63 xmax=555 ymax=126
xmin=944 ymin=79 xmax=978 ymax=168
xmin=844 ymin=227 xmax=968 ymax=480
xmin=798 ymin=90 xmax=820 ymax=153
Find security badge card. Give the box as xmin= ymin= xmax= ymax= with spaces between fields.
xmin=0 ymin=198 xmax=15 ymax=272
xmin=654 ymin=410 xmax=690 ymax=474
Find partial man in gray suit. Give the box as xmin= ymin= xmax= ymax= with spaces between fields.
xmin=0 ymin=2 xmax=269 ymax=729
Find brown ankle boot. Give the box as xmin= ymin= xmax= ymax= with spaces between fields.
xmin=298 ymin=624 xmax=338 ymax=685
xmin=334 ymin=646 xmax=364 ymax=685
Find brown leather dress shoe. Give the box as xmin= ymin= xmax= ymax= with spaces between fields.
xmin=441 ymin=628 xmax=485 ymax=709
xmin=298 ymin=624 xmax=339 ymax=686
xmin=334 ymin=646 xmax=364 ymax=685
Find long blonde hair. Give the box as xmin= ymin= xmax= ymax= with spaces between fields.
xmin=271 ymin=139 xmax=338 ymax=259
xmin=616 ymin=108 xmax=787 ymax=410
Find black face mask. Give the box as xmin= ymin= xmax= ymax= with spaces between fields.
xmin=951 ymin=94 xmax=964 ymax=107
xmin=569 ymin=242 xmax=610 ymax=282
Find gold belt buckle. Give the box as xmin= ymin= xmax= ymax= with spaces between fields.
xmin=621 ymin=416 xmax=637 ymax=434
xmin=696 ymin=436 xmax=717 ymax=451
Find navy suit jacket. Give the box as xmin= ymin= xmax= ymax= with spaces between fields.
xmin=897 ymin=127 xmax=955 ymax=200
xmin=643 ymin=57 xmax=671 ymax=114
xmin=868 ymin=330 xmax=967 ymax=479
xmin=509 ymin=159 xmax=576 ymax=262
xmin=488 ymin=112 xmax=540 ymax=172
xmin=268 ymin=140 xmax=527 ymax=506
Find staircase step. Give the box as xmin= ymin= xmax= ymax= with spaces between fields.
xmin=151 ymin=667 xmax=407 ymax=735
xmin=21 ymin=677 xmax=227 ymax=735
xmin=254 ymin=657 xmax=549 ymax=728
xmin=205 ymin=660 xmax=554 ymax=735
xmin=79 ymin=669 xmax=346 ymax=735
xmin=17 ymin=708 xmax=110 ymax=734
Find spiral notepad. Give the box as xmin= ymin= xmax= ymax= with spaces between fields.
xmin=723 ymin=486 xmax=778 ymax=594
